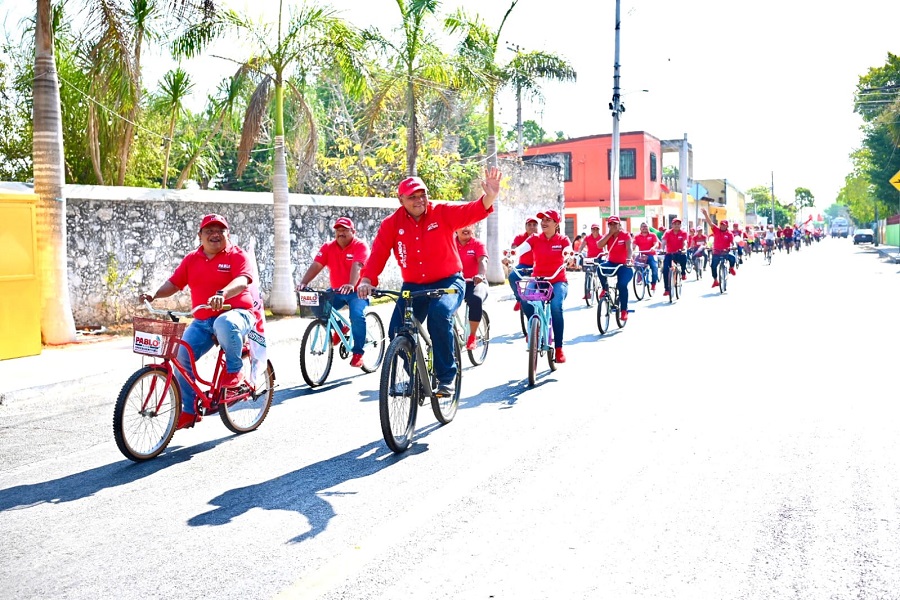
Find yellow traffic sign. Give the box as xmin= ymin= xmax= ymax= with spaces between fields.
xmin=891 ymin=169 xmax=900 ymax=193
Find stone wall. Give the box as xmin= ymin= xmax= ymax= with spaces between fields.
xmin=61 ymin=157 xmax=563 ymax=326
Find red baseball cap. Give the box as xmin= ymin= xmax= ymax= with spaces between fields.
xmin=398 ymin=176 xmax=427 ymax=197
xmin=607 ymin=215 xmax=621 ymax=225
xmin=671 ymin=217 xmax=682 ymax=224
xmin=525 ymin=216 xmax=539 ymax=224
xmin=590 ymin=223 xmax=600 ymax=230
xmin=536 ymin=210 xmax=561 ymax=223
xmin=333 ymin=216 xmax=354 ymax=230
xmin=199 ymin=214 xmax=229 ymax=231
xmin=720 ymin=220 xmax=729 ymax=227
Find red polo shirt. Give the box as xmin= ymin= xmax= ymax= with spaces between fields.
xmin=169 ymin=244 xmax=255 ymax=320
xmin=605 ymin=231 xmax=632 ymax=263
xmin=633 ymin=232 xmax=658 ymax=255
xmin=362 ymin=198 xmax=493 ymax=286
xmin=662 ymin=229 xmax=688 ymax=254
xmin=511 ymin=232 xmax=535 ymax=265
xmin=581 ymin=233 xmax=604 ymax=259
xmin=314 ymin=237 xmax=369 ymax=289
xmin=456 ymin=237 xmax=488 ymax=280
xmin=515 ymin=233 xmax=571 ymax=284
xmin=710 ymin=228 xmax=735 ymax=253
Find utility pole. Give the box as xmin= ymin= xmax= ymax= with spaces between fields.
xmin=680 ymin=134 xmax=688 ymax=224
xmin=507 ymin=43 xmax=525 ymax=157
xmin=609 ymin=0 xmax=622 ymax=216
xmin=770 ymin=172 xmax=775 ymax=226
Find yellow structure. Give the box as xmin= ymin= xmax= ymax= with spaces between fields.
xmin=0 ymin=192 xmax=42 ymax=359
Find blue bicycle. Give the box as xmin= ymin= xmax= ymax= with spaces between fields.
xmin=513 ymin=263 xmax=566 ymax=387
xmin=631 ymin=250 xmax=654 ymax=301
xmin=596 ymin=262 xmax=629 ymax=333
xmin=297 ymin=289 xmax=386 ymax=387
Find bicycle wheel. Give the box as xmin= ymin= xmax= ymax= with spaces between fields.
xmin=632 ymin=268 xmax=645 ymax=301
xmin=300 ymin=319 xmax=333 ymax=387
xmin=519 ymin=307 xmax=527 ymax=336
xmin=718 ymin=262 xmax=728 ymax=294
xmin=674 ymin=266 xmax=683 ymax=299
xmin=547 ymin=314 xmax=557 ymax=373
xmin=379 ymin=335 xmax=418 ymax=453
xmin=527 ymin=317 xmax=540 ymax=387
xmin=668 ymin=268 xmax=676 ymax=304
xmin=596 ymin=295 xmax=610 ymax=334
xmin=432 ymin=335 xmax=461 ymax=424
xmin=685 ymin=257 xmax=693 ymax=274
xmin=361 ymin=311 xmax=386 ymax=373
xmin=467 ymin=310 xmax=490 ymax=366
xmin=694 ymin=257 xmax=702 ymax=280
xmin=113 ymin=365 xmax=179 ymax=462
xmin=220 ymin=356 xmax=274 ymax=433
xmin=584 ymin=273 xmax=596 ymax=307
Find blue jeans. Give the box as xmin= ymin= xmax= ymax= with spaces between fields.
xmin=331 ymin=292 xmax=369 ymax=355
xmin=521 ymin=281 xmax=568 ymax=348
xmin=662 ymin=253 xmax=687 ymax=292
xmin=642 ymin=254 xmax=659 ymax=285
xmin=508 ymin=264 xmax=532 ymax=302
xmin=175 ymin=309 xmax=254 ymax=414
xmin=711 ymin=252 xmax=736 ymax=279
xmin=388 ymin=274 xmax=464 ymax=386
xmin=598 ymin=262 xmax=633 ymax=314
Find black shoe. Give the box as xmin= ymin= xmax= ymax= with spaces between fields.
xmin=435 ymin=381 xmax=456 ymax=397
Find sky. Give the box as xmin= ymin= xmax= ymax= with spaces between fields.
xmin=4 ymin=0 xmax=900 ymax=209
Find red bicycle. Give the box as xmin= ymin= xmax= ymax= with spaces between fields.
xmin=112 ymin=302 xmax=275 ymax=461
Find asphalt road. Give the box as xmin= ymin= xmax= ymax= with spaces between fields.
xmin=1 ymin=238 xmax=899 ymax=600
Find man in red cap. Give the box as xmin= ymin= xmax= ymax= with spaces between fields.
xmin=296 ymin=216 xmax=370 ymax=368
xmin=507 ymin=215 xmax=539 ymax=310
xmin=632 ymin=222 xmax=660 ymax=292
xmin=700 ymin=208 xmax=737 ymax=288
xmin=661 ymin=218 xmax=688 ymax=296
xmin=593 ymin=215 xmax=634 ymax=321
xmin=139 ymin=214 xmax=257 ymax=430
xmin=357 ymin=167 xmax=502 ymax=397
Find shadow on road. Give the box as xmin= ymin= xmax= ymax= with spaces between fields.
xmin=187 ymin=437 xmax=429 ymax=543
xmin=0 ymin=436 xmax=232 ymax=511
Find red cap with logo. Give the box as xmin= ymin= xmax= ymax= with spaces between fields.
xmin=607 ymin=215 xmax=621 ymax=225
xmin=525 ymin=216 xmax=539 ymax=224
xmin=333 ymin=216 xmax=354 ymax=230
xmin=590 ymin=223 xmax=600 ymax=230
xmin=536 ymin=210 xmax=561 ymax=223
xmin=720 ymin=220 xmax=729 ymax=228
xmin=199 ymin=214 xmax=229 ymax=231
xmin=671 ymin=217 xmax=682 ymax=224
xmin=398 ymin=176 xmax=427 ymax=197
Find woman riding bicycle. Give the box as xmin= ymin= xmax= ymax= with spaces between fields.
xmin=138 ymin=214 xmax=257 ymax=430
xmin=455 ymin=226 xmax=488 ymax=351
xmin=632 ymin=222 xmax=660 ymax=292
xmin=595 ymin=215 xmax=634 ymax=322
xmin=506 ymin=209 xmax=572 ymax=363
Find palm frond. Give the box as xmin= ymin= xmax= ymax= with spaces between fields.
xmin=237 ymin=76 xmax=272 ymax=176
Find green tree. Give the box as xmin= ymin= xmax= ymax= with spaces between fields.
xmin=174 ymin=0 xmax=368 ymax=314
xmin=154 ymin=66 xmax=194 ymax=188
xmin=445 ymin=0 xmax=576 ymax=283
xmin=745 ymin=184 xmax=793 ymax=227
xmin=0 ymin=56 xmax=32 ymax=181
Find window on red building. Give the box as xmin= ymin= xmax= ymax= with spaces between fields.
xmin=650 ymin=152 xmax=657 ymax=181
xmin=607 ymin=148 xmax=636 ymax=179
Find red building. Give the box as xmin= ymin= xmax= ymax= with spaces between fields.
xmin=521 ymin=131 xmax=669 ymax=236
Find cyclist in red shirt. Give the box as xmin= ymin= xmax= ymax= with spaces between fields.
xmin=781 ymin=225 xmax=794 ymax=254
xmin=632 ymin=222 xmax=660 ymax=292
xmin=595 ymin=215 xmax=634 ymax=322
xmin=700 ymin=208 xmax=737 ymax=288
xmin=139 ymin=214 xmax=256 ymax=430
xmin=508 ymin=216 xmax=539 ymax=311
xmin=357 ymin=167 xmax=501 ymax=397
xmin=661 ymin=218 xmax=688 ymax=296
xmin=690 ymin=226 xmax=708 ymax=271
xmin=455 ymin=226 xmax=488 ymax=351
xmin=506 ymin=209 xmax=573 ymax=362
xmin=296 ymin=217 xmax=370 ymax=368
xmin=579 ymin=223 xmax=605 ymax=299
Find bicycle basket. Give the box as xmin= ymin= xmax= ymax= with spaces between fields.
xmin=516 ymin=279 xmax=553 ymax=302
xmin=298 ymin=289 xmax=334 ymax=320
xmin=132 ymin=317 xmax=186 ymax=359
xmin=634 ymin=254 xmax=648 ymax=266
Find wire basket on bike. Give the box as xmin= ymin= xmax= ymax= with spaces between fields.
xmin=297 ymin=289 xmax=334 ymax=320
xmin=515 ymin=279 xmax=554 ymax=302
xmin=634 ymin=254 xmax=648 ymax=267
xmin=132 ymin=317 xmax=186 ymax=359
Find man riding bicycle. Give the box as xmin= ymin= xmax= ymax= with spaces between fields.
xmin=455 ymin=226 xmax=488 ymax=351
xmin=595 ymin=215 xmax=634 ymax=322
xmin=357 ymin=167 xmax=501 ymax=398
xmin=700 ymin=208 xmax=738 ymax=288
xmin=296 ymin=216 xmax=370 ymax=369
xmin=661 ymin=218 xmax=688 ymax=297
xmin=579 ymin=223 xmax=604 ymax=299
xmin=632 ymin=222 xmax=660 ymax=292
xmin=138 ymin=214 xmax=256 ymax=430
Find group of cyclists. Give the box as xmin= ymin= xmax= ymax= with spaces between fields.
xmin=139 ymin=165 xmax=827 ymax=433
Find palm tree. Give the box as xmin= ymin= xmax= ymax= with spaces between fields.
xmin=445 ymin=1 xmax=576 ymax=283
xmin=364 ymin=0 xmax=453 ymax=177
xmin=155 ymin=67 xmax=194 ymax=187
xmin=33 ymin=0 xmax=76 ymax=344
xmin=174 ymin=0 xmax=367 ymax=314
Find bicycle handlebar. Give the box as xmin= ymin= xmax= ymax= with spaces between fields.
xmin=142 ymin=300 xmax=230 ymax=318
xmin=509 ymin=261 xmax=568 ymax=281
xmin=372 ymin=287 xmax=460 ymax=301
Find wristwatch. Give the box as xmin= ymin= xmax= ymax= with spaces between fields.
xmin=215 ymin=289 xmax=225 ymax=297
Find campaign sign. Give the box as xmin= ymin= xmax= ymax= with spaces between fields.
xmin=133 ymin=331 xmax=164 ymax=356
xmin=297 ymin=291 xmax=320 ymax=307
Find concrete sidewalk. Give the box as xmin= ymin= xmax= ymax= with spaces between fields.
xmin=871 ymin=244 xmax=900 ymax=263
xmin=0 ymin=315 xmax=309 ymax=405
